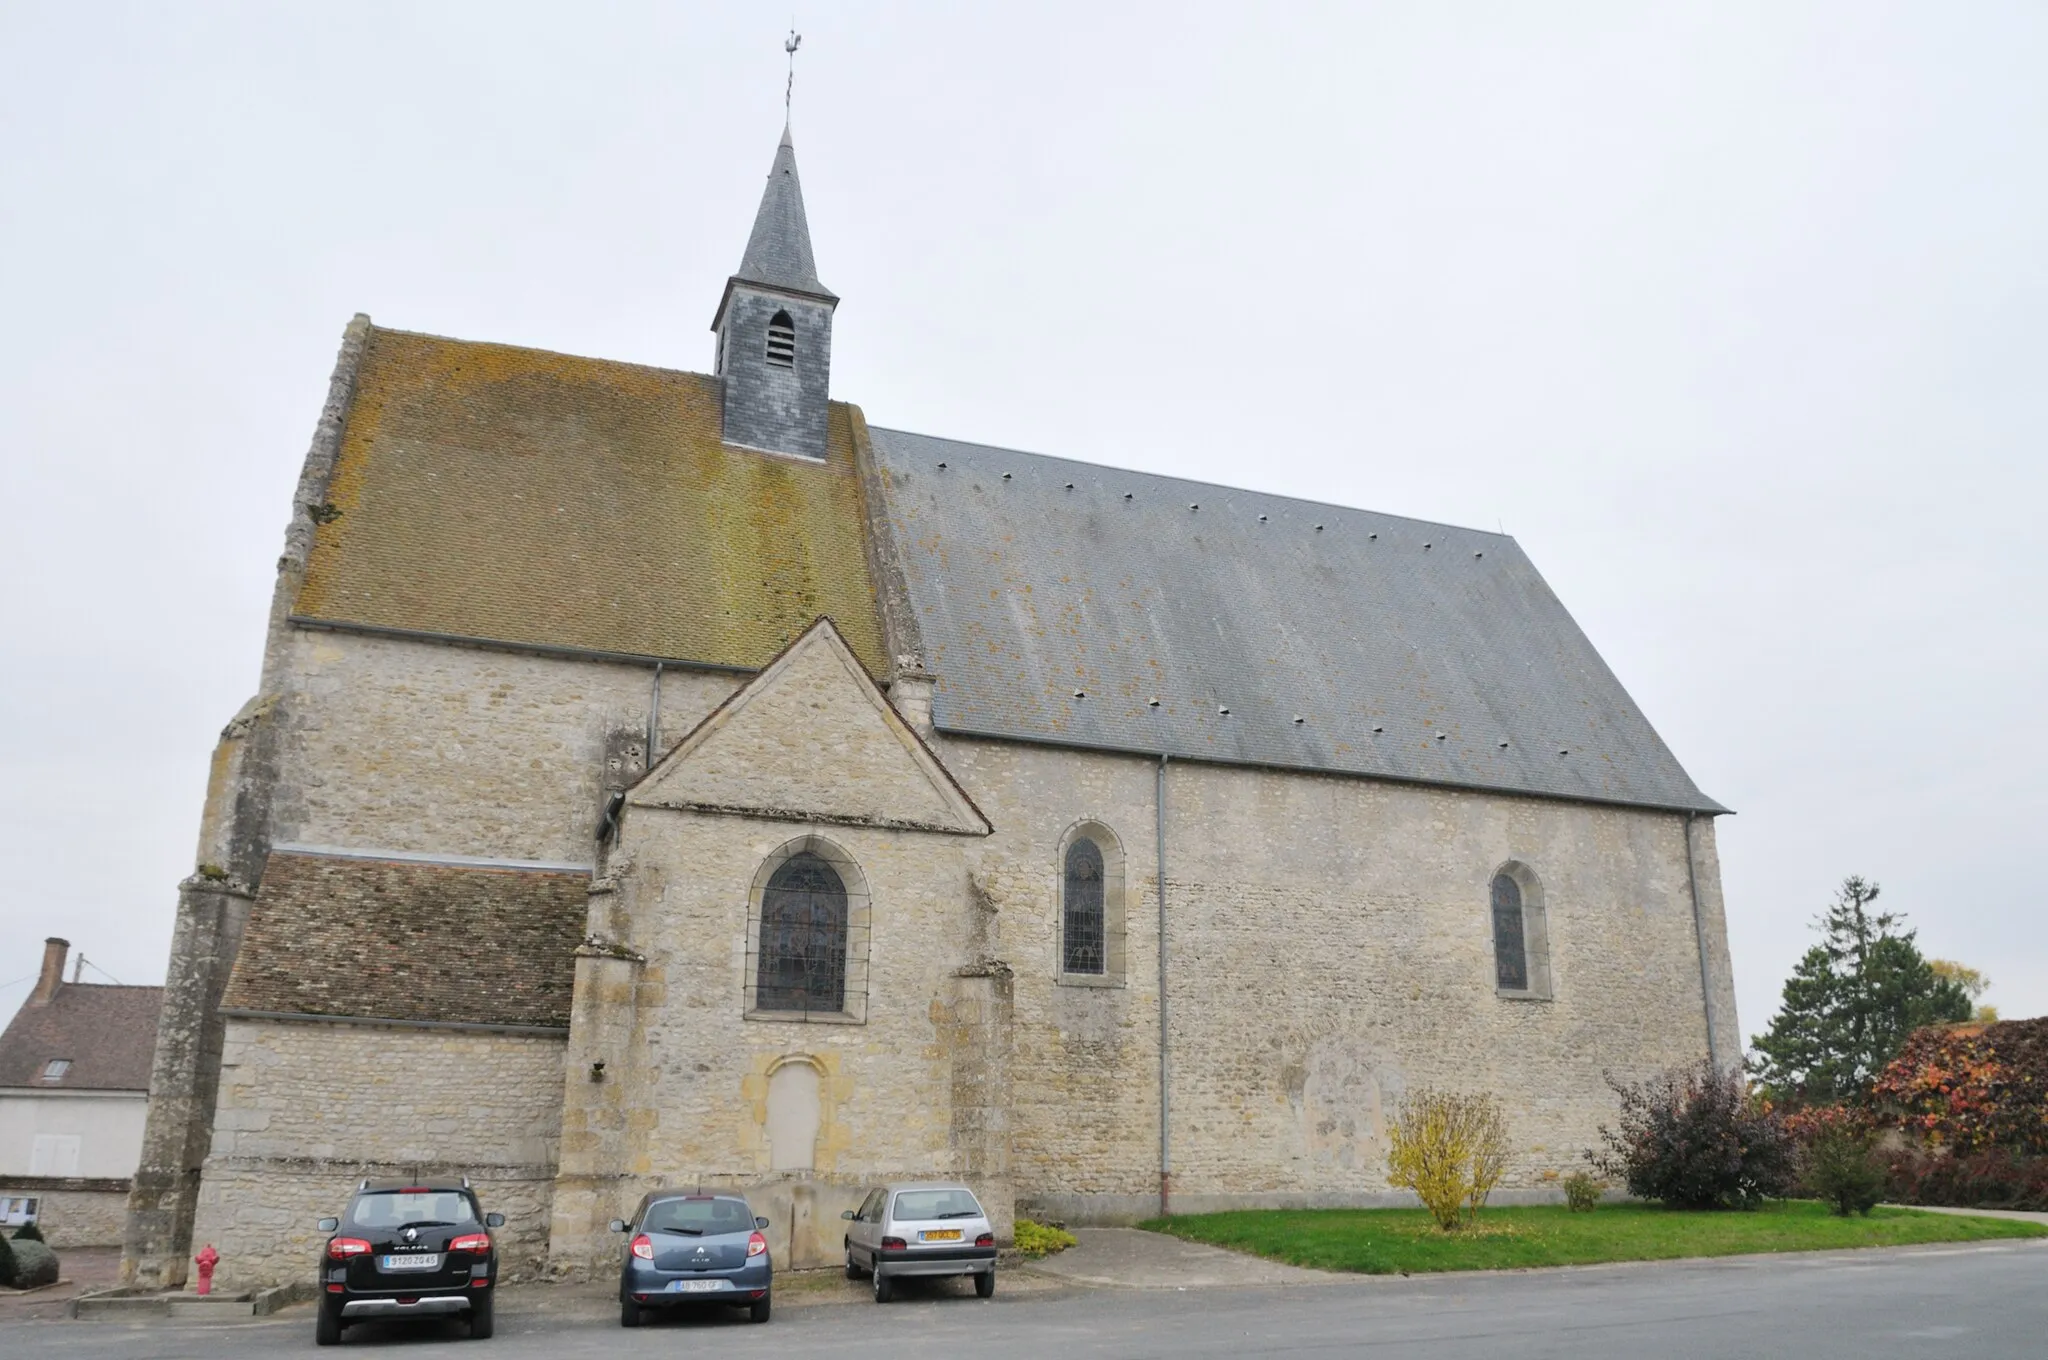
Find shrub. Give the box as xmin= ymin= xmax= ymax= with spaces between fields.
xmin=1805 ymin=1127 xmax=1885 ymax=1216
xmin=1886 ymin=1147 xmax=2048 ymax=1212
xmin=7 ymin=1239 xmax=57 ymax=1289
xmin=0 ymin=1229 xmax=15 ymax=1288
xmin=11 ymin=1220 xmax=43 ymax=1243
xmin=1385 ymin=1088 xmax=1512 ymax=1231
xmin=1012 ymin=1219 xmax=1077 ymax=1259
xmin=1590 ymin=1060 xmax=1797 ymax=1210
xmin=1562 ymin=1170 xmax=1604 ymax=1212
xmin=1869 ymin=1017 xmax=2048 ymax=1155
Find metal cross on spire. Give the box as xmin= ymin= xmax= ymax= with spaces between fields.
xmin=784 ymin=29 xmax=802 ymax=121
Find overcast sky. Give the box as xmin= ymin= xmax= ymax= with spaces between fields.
xmin=2 ymin=4 xmax=2043 ymax=1043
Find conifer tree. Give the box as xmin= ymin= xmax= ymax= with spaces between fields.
xmin=1748 ymin=876 xmax=1972 ymax=1104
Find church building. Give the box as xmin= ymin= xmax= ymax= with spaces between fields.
xmin=121 ymin=123 xmax=1738 ymax=1290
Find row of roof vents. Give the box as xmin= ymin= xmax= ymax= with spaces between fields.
xmin=1062 ymin=689 xmax=1572 ymax=754
xmin=932 ymin=462 xmax=1484 ymax=556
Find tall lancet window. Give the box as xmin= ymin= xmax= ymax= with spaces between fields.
xmin=757 ymin=852 xmax=846 ymax=1012
xmin=1491 ymin=873 xmax=1528 ymax=991
xmin=1062 ymin=837 xmax=1106 ymax=975
xmin=766 ymin=310 xmax=797 ymax=368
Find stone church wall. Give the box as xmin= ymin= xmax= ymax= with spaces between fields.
xmin=267 ymin=628 xmax=740 ymax=862
xmin=940 ymin=736 xmax=1734 ymax=1222
xmin=189 ymin=1017 xmax=566 ymax=1291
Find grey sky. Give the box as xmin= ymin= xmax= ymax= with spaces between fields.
xmin=2 ymin=4 xmax=2043 ymax=1043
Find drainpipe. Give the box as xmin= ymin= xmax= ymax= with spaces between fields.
xmin=647 ymin=663 xmax=664 ymax=764
xmin=1683 ymin=812 xmax=1722 ymax=1072
xmin=1157 ymin=754 xmax=1171 ymax=1217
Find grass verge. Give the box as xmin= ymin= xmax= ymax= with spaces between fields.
xmin=1138 ymin=1201 xmax=2045 ymax=1274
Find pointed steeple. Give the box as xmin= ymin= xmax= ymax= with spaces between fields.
xmin=732 ymin=125 xmax=835 ymax=300
xmin=711 ymin=124 xmax=840 ymax=461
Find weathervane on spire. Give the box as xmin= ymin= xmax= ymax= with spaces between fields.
xmin=785 ymin=28 xmax=802 ymax=120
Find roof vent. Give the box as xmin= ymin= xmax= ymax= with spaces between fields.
xmin=1189 ymin=503 xmax=1200 ymax=511
xmin=1314 ymin=524 xmax=1325 ymax=532
xmin=1258 ymin=514 xmax=1268 ymax=522
xmin=1292 ymin=715 xmax=1305 ymax=725
xmin=1436 ymin=732 xmax=1448 ymax=741
xmin=765 ymin=311 xmax=796 ymax=368
xmin=937 ymin=461 xmax=948 ymax=469
xmin=1065 ymin=482 xmax=1075 ymax=490
xmin=1123 ymin=492 xmax=1133 ymax=501
xmin=1002 ymin=472 xmax=1013 ymax=480
xmin=1217 ymin=705 xmax=1231 ymax=715
xmin=1073 ymin=689 xmax=1085 ymax=699
xmin=1423 ymin=542 xmax=1432 ymax=551
xmin=1372 ymin=725 xmax=1384 ymax=734
xmin=1148 ymin=697 xmax=1161 ymax=707
xmin=1498 ymin=740 xmax=1509 ymax=748
xmin=1559 ymin=748 xmax=1570 ymax=756
xmin=1369 ymin=533 xmax=1378 ymax=541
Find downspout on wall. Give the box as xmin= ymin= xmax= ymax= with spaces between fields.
xmin=1683 ymin=812 xmax=1723 ymax=1072
xmin=1157 ymin=754 xmax=1171 ymax=1217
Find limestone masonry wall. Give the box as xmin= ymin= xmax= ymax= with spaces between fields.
xmin=1 ymin=1181 xmax=129 ymax=1246
xmin=190 ymin=1017 xmax=566 ymax=1290
xmin=942 ymin=736 xmax=1732 ymax=1220
xmin=269 ymin=629 xmax=737 ymax=862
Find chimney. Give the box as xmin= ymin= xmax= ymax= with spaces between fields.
xmin=31 ymin=937 xmax=69 ymax=1005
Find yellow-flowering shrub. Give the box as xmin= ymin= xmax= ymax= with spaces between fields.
xmin=1385 ymin=1088 xmax=1512 ymax=1231
xmin=1013 ymin=1219 xmax=1077 ymax=1258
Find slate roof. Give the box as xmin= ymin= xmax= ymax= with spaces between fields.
xmin=866 ymin=428 xmax=1724 ymax=815
xmin=730 ymin=126 xmax=834 ymax=301
xmin=0 ymin=982 xmax=162 ymax=1092
xmin=292 ymin=327 xmax=889 ymax=677
xmin=221 ymin=853 xmax=587 ymax=1028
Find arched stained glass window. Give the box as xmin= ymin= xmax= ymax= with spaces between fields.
xmin=756 ymin=852 xmax=846 ymax=1013
xmin=1063 ymin=838 xmax=1106 ymax=975
xmin=1491 ymin=872 xmax=1528 ymax=991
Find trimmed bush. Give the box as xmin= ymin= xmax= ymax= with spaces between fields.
xmin=1887 ymin=1147 xmax=2048 ymax=1212
xmin=0 ymin=1229 xmax=15 ymax=1288
xmin=7 ymin=1239 xmax=57 ymax=1289
xmin=1806 ymin=1128 xmax=1885 ymax=1216
xmin=1013 ymin=1219 xmax=1077 ymax=1258
xmin=1591 ymin=1060 xmax=1797 ymax=1210
xmin=1385 ymin=1089 xmax=1511 ymax=1231
xmin=12 ymin=1220 xmax=43 ymax=1243
xmin=1562 ymin=1170 xmax=1604 ymax=1213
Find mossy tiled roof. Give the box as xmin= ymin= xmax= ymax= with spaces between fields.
xmin=294 ymin=327 xmax=887 ymax=676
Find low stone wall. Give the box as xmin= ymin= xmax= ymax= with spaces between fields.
xmin=1 ymin=1177 xmax=131 ymax=1247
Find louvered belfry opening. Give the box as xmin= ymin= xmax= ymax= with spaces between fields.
xmin=765 ymin=310 xmax=797 ymax=368
xmin=1063 ymin=837 xmax=1106 ymax=974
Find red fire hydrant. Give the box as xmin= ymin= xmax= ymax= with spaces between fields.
xmin=194 ymin=1244 xmax=219 ymax=1296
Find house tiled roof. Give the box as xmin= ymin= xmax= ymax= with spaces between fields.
xmin=292 ymin=326 xmax=888 ymax=677
xmin=221 ymin=852 xmax=588 ymax=1028
xmin=0 ymin=983 xmax=162 ymax=1092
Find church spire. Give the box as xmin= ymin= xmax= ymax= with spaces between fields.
xmin=711 ymin=122 xmax=840 ymax=461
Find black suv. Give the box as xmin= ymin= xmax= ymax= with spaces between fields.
xmin=314 ymin=1179 xmax=504 ymax=1344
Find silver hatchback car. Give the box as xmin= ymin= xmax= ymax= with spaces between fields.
xmin=841 ymin=1183 xmax=997 ymax=1302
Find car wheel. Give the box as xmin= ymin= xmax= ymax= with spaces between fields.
xmin=620 ymin=1298 xmax=643 ymax=1328
xmin=749 ymin=1293 xmax=772 ymax=1324
xmin=844 ymin=1242 xmax=865 ymax=1279
xmin=314 ymin=1301 xmax=344 ymax=1346
xmin=872 ymin=1267 xmax=893 ymax=1304
xmin=468 ymin=1295 xmax=494 ymax=1339
xmin=976 ymin=1268 xmax=996 ymax=1299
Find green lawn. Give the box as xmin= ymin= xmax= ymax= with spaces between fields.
xmin=1138 ymin=1201 xmax=2045 ymax=1274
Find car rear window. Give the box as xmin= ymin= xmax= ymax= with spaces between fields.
xmin=891 ymin=1189 xmax=982 ymax=1221
xmin=347 ymin=1190 xmax=477 ymax=1230
xmin=643 ymin=1197 xmax=753 ymax=1234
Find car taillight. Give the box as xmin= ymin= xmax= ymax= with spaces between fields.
xmin=747 ymin=1231 xmax=767 ymax=1258
xmin=881 ymin=1236 xmax=907 ymax=1251
xmin=327 ymin=1237 xmax=371 ymax=1259
xmin=449 ymin=1233 xmax=490 ymax=1254
xmin=630 ymin=1234 xmax=654 ymax=1260
xmin=976 ymin=1232 xmax=995 ymax=1247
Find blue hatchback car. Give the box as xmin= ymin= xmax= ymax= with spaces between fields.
xmin=611 ymin=1193 xmax=773 ymax=1326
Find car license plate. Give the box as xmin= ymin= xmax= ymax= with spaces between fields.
xmin=669 ymin=1278 xmax=726 ymax=1293
xmin=381 ymin=1254 xmax=441 ymax=1271
xmin=920 ymin=1229 xmax=962 ymax=1241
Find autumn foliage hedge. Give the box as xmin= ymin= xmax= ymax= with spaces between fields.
xmin=1868 ymin=1016 xmax=2048 ymax=1155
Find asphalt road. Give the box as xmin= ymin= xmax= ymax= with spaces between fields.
xmin=18 ymin=1240 xmax=2048 ymax=1359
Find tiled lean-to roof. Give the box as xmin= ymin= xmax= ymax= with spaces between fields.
xmin=222 ymin=853 xmax=587 ymax=1029
xmin=293 ymin=327 xmax=888 ymax=677
xmin=867 ymin=429 xmax=1725 ymax=815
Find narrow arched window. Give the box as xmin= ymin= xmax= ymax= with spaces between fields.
xmin=757 ymin=852 xmax=846 ymax=1013
xmin=1063 ymin=838 xmax=1106 ymax=975
xmin=765 ymin=310 xmax=796 ymax=368
xmin=1491 ymin=872 xmax=1528 ymax=991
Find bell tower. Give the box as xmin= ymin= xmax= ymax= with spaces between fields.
xmin=712 ymin=125 xmax=838 ymax=460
